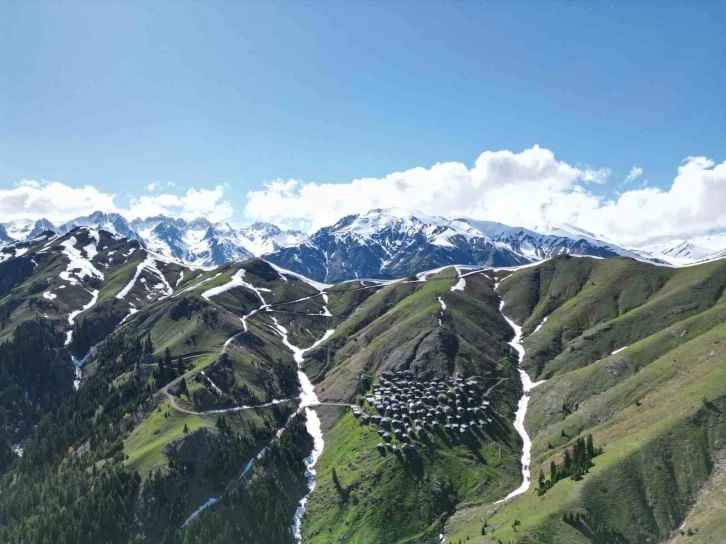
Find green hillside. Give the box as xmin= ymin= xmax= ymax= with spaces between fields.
xmin=1 ymin=246 xmax=726 ymax=544
xmin=444 ymin=256 xmax=726 ymax=543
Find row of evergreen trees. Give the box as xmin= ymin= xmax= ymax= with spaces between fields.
xmin=537 ymin=434 xmax=602 ymax=496
xmin=0 ymin=326 xmax=164 ymax=543
xmin=155 ymin=346 xmax=186 ymax=385
xmin=0 ymin=320 xmax=74 ymax=474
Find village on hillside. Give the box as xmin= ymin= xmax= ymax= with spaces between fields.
xmin=353 ymin=370 xmax=493 ymax=453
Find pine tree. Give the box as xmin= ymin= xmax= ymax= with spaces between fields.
xmin=562 ymin=449 xmax=572 ymax=477
xmin=550 ymin=460 xmax=558 ymax=484
xmin=183 ymin=423 xmax=189 ymax=434
xmin=537 ymin=470 xmax=546 ymax=495
xmin=177 ymin=355 xmax=184 ymax=376
xmin=586 ymin=434 xmax=596 ymax=460
xmin=573 ymin=437 xmax=586 ymax=474
xmin=216 ymin=415 xmax=228 ymax=434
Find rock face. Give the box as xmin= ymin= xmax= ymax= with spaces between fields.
xmin=0 ymin=225 xmax=14 ymax=244
xmin=162 ymin=427 xmax=222 ymax=471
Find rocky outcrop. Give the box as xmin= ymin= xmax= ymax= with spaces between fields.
xmin=162 ymin=427 xmax=223 ymax=472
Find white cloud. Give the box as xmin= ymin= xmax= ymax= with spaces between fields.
xmin=624 ymin=166 xmax=643 ymax=183
xmin=244 ymin=146 xmax=726 ymax=247
xmin=0 ymin=180 xmax=233 ymax=224
xmin=244 ymin=145 xmax=609 ymax=232
xmin=583 ymin=157 xmax=726 ymax=245
xmin=0 ymin=180 xmax=117 ymax=223
xmin=4 ymin=147 xmax=725 ymax=249
xmin=146 ymin=181 xmax=176 ymax=191
xmin=128 ymin=186 xmax=233 ymax=222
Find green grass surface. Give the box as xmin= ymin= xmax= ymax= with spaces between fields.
xmin=304 ymin=411 xmax=519 ymax=544
xmin=124 ymin=400 xmax=209 ymax=477
xmin=442 ymin=256 xmax=726 ymax=543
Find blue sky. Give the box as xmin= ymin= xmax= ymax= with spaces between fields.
xmin=1 ymin=1 xmax=724 ymax=243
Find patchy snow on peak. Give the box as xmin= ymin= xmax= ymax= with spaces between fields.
xmin=2 ymin=219 xmax=36 ymax=241
xmin=1 ymin=219 xmax=56 ymax=244
xmin=139 ymin=216 xmax=252 ymax=268
xmin=521 ymin=221 xmax=614 ymax=245
xmin=59 ymin=235 xmax=105 ymax=285
xmin=237 ymin=222 xmax=307 ymax=256
xmin=334 ymin=208 xmax=451 ymax=239
xmin=265 ymin=261 xmax=332 ymax=291
xmin=637 ymin=239 xmax=714 ymax=264
xmin=59 ymin=212 xmax=140 ymax=242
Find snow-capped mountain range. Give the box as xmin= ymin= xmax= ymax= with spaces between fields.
xmin=637 ymin=233 xmax=726 ymax=266
xmin=263 ymin=208 xmax=671 ymax=282
xmin=2 ymin=208 xmax=726 ymax=279
xmin=1 ymin=212 xmax=306 ymax=268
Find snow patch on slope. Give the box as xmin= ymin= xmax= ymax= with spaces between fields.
xmin=59 ymin=236 xmax=104 ymax=285
xmin=495 ymin=297 xmax=545 ymax=503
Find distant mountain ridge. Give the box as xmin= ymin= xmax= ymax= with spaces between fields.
xmin=1 ymin=212 xmax=306 ymax=268
xmin=264 ymin=208 xmax=670 ymax=282
xmin=3 ymin=208 xmax=726 ymax=277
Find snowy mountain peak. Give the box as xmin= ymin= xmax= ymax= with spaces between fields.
xmin=638 ymin=239 xmax=715 ymax=264
xmin=187 ymin=217 xmax=213 ymax=230
xmin=237 ymin=222 xmax=307 ymax=255
xmin=3 ymin=208 xmax=725 ymax=274
xmin=265 ymin=208 xmax=674 ymax=283
xmin=2 ymin=218 xmax=57 ymax=242
xmin=28 ymin=218 xmax=56 ymax=239
xmin=59 ymin=212 xmax=140 ymax=242
xmin=0 ymin=224 xmax=13 ymax=244
xmin=523 ymin=221 xmax=603 ymax=241
xmin=332 ymin=208 xmax=451 ymax=240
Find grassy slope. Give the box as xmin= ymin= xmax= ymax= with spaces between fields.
xmin=305 ymin=413 xmax=519 ymax=544
xmin=308 ymin=270 xmax=515 ymax=405
xmin=303 ymin=269 xmax=525 ymax=543
xmin=445 ymin=256 xmax=726 ymax=543
xmin=120 ymin=259 xmax=377 ymax=478
xmin=666 ymin=451 xmax=726 ymax=544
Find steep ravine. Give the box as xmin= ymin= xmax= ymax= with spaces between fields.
xmin=494 ymin=283 xmax=546 ymax=502
xmin=180 ymin=272 xmax=337 ymax=539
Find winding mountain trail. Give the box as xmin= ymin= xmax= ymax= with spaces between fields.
xmin=494 ymin=282 xmax=546 ymax=503
xmin=178 ymin=269 xmax=341 ymax=535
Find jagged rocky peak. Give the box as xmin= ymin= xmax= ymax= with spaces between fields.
xmin=1 ymin=217 xmax=57 ymax=241
xmin=28 ymin=218 xmax=56 ymax=239
xmin=58 ymin=211 xmax=140 ymax=242
xmin=335 ymin=208 xmax=446 ymax=234
xmin=237 ymin=221 xmax=308 ymax=255
xmin=0 ymin=224 xmax=13 ymax=244
xmin=4 ymin=208 xmax=724 ymax=272
xmin=187 ymin=217 xmax=213 ymax=231
xmin=241 ymin=221 xmax=284 ymax=237
xmin=264 ymin=207 xmax=672 ymax=283
xmin=638 ymin=238 xmax=718 ymax=264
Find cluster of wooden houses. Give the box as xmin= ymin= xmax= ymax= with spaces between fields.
xmin=351 ymin=370 xmax=493 ymax=453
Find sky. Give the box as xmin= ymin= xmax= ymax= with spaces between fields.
xmin=0 ymin=1 xmax=724 ymax=246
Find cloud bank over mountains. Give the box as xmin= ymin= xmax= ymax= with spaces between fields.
xmin=245 ymin=146 xmax=726 ymax=246
xmin=1 ymin=145 xmax=725 ymax=246
xmin=0 ymin=181 xmax=233 ymax=225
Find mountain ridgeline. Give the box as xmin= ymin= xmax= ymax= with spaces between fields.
xmin=0 ymin=223 xmax=724 ymax=544
xmin=1 ymin=207 xmax=697 ymax=279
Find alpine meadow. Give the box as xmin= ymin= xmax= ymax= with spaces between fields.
xmin=1 ymin=1 xmax=725 ymax=543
